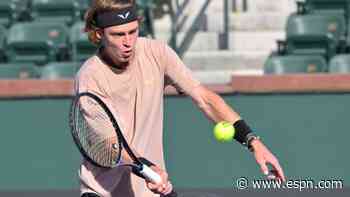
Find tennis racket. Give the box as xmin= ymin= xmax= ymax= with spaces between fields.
xmin=69 ymin=92 xmax=177 ymax=197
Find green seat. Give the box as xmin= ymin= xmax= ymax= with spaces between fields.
xmin=76 ymin=0 xmax=92 ymax=19
xmin=0 ymin=0 xmax=31 ymax=26
xmin=12 ymin=0 xmax=32 ymax=22
xmin=286 ymin=13 xmax=346 ymax=59
xmin=137 ymin=0 xmax=155 ymax=37
xmin=31 ymin=0 xmax=80 ymax=26
xmin=0 ymin=63 xmax=40 ymax=79
xmin=329 ymin=54 xmax=350 ymax=73
xmin=41 ymin=62 xmax=81 ymax=79
xmin=264 ymin=53 xmax=328 ymax=74
xmin=0 ymin=25 xmax=6 ymax=62
xmin=6 ymin=22 xmax=68 ymax=65
xmin=0 ymin=1 xmax=12 ymax=26
xmin=302 ymin=1 xmax=350 ymax=49
xmin=0 ymin=1 xmax=16 ymax=27
xmin=305 ymin=0 xmax=350 ymax=14
xmin=70 ymin=22 xmax=97 ymax=62
xmin=346 ymin=19 xmax=350 ymax=47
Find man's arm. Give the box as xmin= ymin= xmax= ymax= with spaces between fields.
xmin=190 ymin=85 xmax=286 ymax=181
xmin=190 ymin=85 xmax=241 ymax=124
xmin=159 ymin=41 xmax=285 ymax=181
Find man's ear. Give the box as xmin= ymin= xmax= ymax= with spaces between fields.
xmin=96 ymin=29 xmax=103 ymax=40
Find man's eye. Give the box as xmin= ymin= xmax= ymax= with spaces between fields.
xmin=111 ymin=33 xmax=124 ymax=36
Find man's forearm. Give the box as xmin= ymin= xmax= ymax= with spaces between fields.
xmin=203 ymin=91 xmax=263 ymax=150
xmin=192 ymin=86 xmax=261 ymax=149
xmin=197 ymin=87 xmax=241 ymax=124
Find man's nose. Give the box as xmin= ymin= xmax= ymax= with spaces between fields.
xmin=123 ymin=34 xmax=132 ymax=47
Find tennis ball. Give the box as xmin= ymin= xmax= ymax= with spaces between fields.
xmin=213 ymin=121 xmax=235 ymax=142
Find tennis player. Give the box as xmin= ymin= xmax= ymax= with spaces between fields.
xmin=74 ymin=0 xmax=286 ymax=197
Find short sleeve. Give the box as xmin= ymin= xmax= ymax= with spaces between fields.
xmin=74 ymin=68 xmax=108 ymax=99
xmin=162 ymin=44 xmax=200 ymax=96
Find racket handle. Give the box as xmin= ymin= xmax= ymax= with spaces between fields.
xmin=140 ymin=164 xmax=178 ymax=197
xmin=140 ymin=164 xmax=162 ymax=183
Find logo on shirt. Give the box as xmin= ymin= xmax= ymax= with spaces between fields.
xmin=118 ymin=12 xmax=130 ymax=20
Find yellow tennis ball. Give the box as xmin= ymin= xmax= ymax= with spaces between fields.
xmin=213 ymin=121 xmax=235 ymax=142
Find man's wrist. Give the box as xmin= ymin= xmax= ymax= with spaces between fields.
xmin=247 ymin=135 xmax=261 ymax=152
xmin=233 ymin=119 xmax=253 ymax=144
xmin=233 ymin=119 xmax=259 ymax=151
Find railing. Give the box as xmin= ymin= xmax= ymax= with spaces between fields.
xmin=169 ymin=0 xmax=213 ymax=57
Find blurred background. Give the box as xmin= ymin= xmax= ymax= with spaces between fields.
xmin=0 ymin=0 xmax=349 ymax=196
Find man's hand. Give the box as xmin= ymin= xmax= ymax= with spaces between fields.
xmin=250 ymin=139 xmax=286 ymax=182
xmin=146 ymin=165 xmax=173 ymax=195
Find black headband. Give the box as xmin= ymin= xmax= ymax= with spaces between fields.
xmin=95 ymin=6 xmax=138 ymax=28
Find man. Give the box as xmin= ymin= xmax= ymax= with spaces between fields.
xmin=75 ymin=0 xmax=286 ymax=197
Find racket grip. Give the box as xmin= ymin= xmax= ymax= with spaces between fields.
xmin=140 ymin=164 xmax=178 ymax=197
xmin=140 ymin=164 xmax=162 ymax=183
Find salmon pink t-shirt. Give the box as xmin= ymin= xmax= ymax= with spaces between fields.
xmin=74 ymin=38 xmax=200 ymax=197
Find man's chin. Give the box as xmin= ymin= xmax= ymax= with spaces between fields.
xmin=121 ymin=56 xmax=135 ymax=64
xmin=123 ymin=56 xmax=132 ymax=61
xmin=119 ymin=58 xmax=132 ymax=68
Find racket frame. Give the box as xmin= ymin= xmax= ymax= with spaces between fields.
xmin=69 ymin=92 xmax=142 ymax=168
xmin=69 ymin=92 xmax=177 ymax=196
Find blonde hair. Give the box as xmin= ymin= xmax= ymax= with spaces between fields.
xmin=84 ymin=0 xmax=138 ymax=45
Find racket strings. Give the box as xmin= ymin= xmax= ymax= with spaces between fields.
xmin=73 ymin=98 xmax=122 ymax=167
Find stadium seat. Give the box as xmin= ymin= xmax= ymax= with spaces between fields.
xmin=6 ymin=22 xmax=69 ymax=65
xmin=13 ymin=0 xmax=32 ymax=22
xmin=0 ymin=1 xmax=15 ymax=27
xmin=76 ymin=0 xmax=90 ymax=20
xmin=30 ymin=0 xmax=80 ymax=25
xmin=305 ymin=0 xmax=350 ymax=15
xmin=70 ymin=22 xmax=97 ymax=62
xmin=0 ymin=0 xmax=31 ymax=26
xmin=304 ymin=0 xmax=350 ymax=49
xmin=346 ymin=21 xmax=350 ymax=48
xmin=41 ymin=62 xmax=81 ymax=79
xmin=329 ymin=54 xmax=350 ymax=73
xmin=76 ymin=0 xmax=91 ymax=20
xmin=264 ymin=53 xmax=328 ymax=74
xmin=137 ymin=0 xmax=155 ymax=37
xmin=286 ymin=12 xmax=346 ymax=59
xmin=0 ymin=25 xmax=6 ymax=62
xmin=0 ymin=63 xmax=40 ymax=79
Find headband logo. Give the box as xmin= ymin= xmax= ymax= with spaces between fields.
xmin=118 ymin=12 xmax=130 ymax=20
